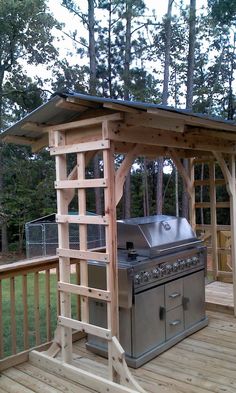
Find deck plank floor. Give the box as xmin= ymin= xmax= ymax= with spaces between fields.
xmin=205 ymin=281 xmax=234 ymax=314
xmin=1 ymin=310 xmax=236 ymax=393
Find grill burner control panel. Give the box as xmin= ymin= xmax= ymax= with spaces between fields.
xmin=134 ymin=254 xmax=203 ymax=287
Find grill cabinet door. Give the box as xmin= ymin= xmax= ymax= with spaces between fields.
xmin=132 ymin=285 xmax=165 ymax=358
xmin=183 ymin=270 xmax=205 ymax=329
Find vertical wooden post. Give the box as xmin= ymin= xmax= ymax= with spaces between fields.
xmin=189 ymin=158 xmax=196 ymax=230
xmin=55 ymin=130 xmax=72 ymax=363
xmin=209 ymin=160 xmax=218 ymax=280
xmin=103 ymin=142 xmax=119 ymax=381
xmin=229 ymin=155 xmax=236 ymax=316
xmin=77 ymin=152 xmax=89 ymax=323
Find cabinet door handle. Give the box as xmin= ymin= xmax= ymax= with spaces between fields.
xmin=159 ymin=306 xmax=166 ymax=320
xmin=182 ymin=296 xmax=190 ymax=310
xmin=169 ymin=292 xmax=180 ymax=299
xmin=169 ymin=319 xmax=181 ymax=326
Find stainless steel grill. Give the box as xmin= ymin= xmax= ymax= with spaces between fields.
xmin=87 ymin=215 xmax=208 ymax=368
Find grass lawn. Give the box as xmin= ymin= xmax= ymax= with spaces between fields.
xmin=2 ymin=272 xmax=77 ymax=358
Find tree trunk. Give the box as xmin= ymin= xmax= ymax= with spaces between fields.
xmin=88 ymin=0 xmax=96 ymax=95
xmin=183 ymin=0 xmax=196 ymax=220
xmin=186 ymin=0 xmax=196 ymax=110
xmin=0 ymin=68 xmax=8 ymax=252
xmin=162 ymin=0 xmax=174 ymax=106
xmin=123 ymin=2 xmax=132 ymax=218
xmin=108 ymin=0 xmax=113 ymax=97
xmin=156 ymin=158 xmax=164 ymax=214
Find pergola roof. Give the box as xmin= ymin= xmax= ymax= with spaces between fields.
xmin=1 ymin=92 xmax=236 ymax=154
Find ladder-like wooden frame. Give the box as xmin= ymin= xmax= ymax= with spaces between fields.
xmin=30 ymin=121 xmax=145 ymax=393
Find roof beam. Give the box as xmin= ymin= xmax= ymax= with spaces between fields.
xmin=43 ymin=113 xmax=123 ymax=132
xmin=124 ymin=112 xmax=185 ymax=133
xmin=2 ymin=135 xmax=36 ymax=145
xmin=148 ymin=108 xmax=236 ymax=132
xmin=185 ymin=126 xmax=236 ymax=141
xmin=108 ymin=124 xmax=236 ymax=154
xmin=103 ymin=102 xmax=140 ymax=114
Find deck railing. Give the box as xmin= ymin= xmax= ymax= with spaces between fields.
xmin=0 ymin=256 xmax=80 ymax=369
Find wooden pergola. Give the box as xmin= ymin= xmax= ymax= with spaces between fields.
xmin=2 ymin=92 xmax=236 ymax=393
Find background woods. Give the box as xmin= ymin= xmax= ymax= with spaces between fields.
xmin=0 ymin=0 xmax=236 ymax=253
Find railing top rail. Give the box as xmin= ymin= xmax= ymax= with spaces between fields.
xmin=0 ymin=255 xmax=59 ymax=276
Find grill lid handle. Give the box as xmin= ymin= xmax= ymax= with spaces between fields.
xmin=161 ymin=221 xmax=171 ymax=231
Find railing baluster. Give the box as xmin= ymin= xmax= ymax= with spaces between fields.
xmin=22 ymin=274 xmax=29 ymax=350
xmin=34 ymin=272 xmax=40 ymax=345
xmin=56 ymin=265 xmax=60 ymax=317
xmin=76 ymin=262 xmax=81 ymax=320
xmin=0 ymin=279 xmax=3 ymax=358
xmin=45 ymin=269 xmax=51 ymax=341
xmin=10 ymin=277 xmax=16 ymax=355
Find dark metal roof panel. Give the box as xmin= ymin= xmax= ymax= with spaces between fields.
xmin=1 ymin=91 xmax=236 ymax=142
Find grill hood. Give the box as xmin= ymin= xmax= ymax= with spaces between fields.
xmin=117 ymin=215 xmax=198 ymax=257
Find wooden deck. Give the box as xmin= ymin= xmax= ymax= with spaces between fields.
xmin=1 ymin=310 xmax=236 ymax=393
xmin=205 ymin=281 xmax=234 ymax=314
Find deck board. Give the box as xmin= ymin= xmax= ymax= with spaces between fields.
xmin=205 ymin=281 xmax=234 ymax=314
xmin=1 ymin=311 xmax=236 ymax=393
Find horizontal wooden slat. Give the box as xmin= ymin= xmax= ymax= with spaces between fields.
xmin=55 ymin=178 xmax=107 ymax=189
xmin=195 ymin=202 xmax=230 ymax=208
xmin=58 ymin=282 xmax=111 ymax=301
xmin=58 ymin=316 xmax=112 ymax=340
xmin=50 ymin=139 xmax=110 ymax=155
xmin=56 ymin=214 xmax=109 ymax=225
xmin=196 ymin=224 xmax=231 ymax=230
xmin=57 ymin=248 xmax=109 ymax=262
xmin=194 ymin=179 xmax=226 ymax=186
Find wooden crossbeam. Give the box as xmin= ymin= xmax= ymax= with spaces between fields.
xmin=58 ymin=316 xmax=112 ymax=339
xmin=57 ymin=248 xmax=109 ymax=262
xmin=55 ymin=178 xmax=107 ymax=189
xmin=51 ymin=139 xmax=110 ymax=155
xmin=44 ymin=113 xmax=123 ymax=133
xmin=56 ymin=214 xmax=109 ymax=225
xmin=58 ymin=282 xmax=111 ymax=301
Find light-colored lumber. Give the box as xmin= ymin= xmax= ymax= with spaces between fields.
xmin=103 ymin=102 xmax=140 ymax=113
xmin=209 ymin=160 xmax=218 ymax=279
xmin=29 ymin=350 xmax=140 ymax=393
xmin=34 ymin=272 xmax=40 ymax=346
xmin=10 ymin=277 xmax=16 ymax=355
xmin=58 ymin=316 xmax=112 ymax=340
xmin=50 ymin=139 xmax=110 ymax=155
xmin=56 ymin=214 xmax=109 ymax=225
xmin=57 ymin=248 xmax=109 ymax=262
xmin=55 ymin=178 xmax=108 ymax=189
xmin=58 ymin=282 xmax=111 ymax=301
xmin=44 ymin=113 xmax=123 ymax=132
xmin=124 ymin=112 xmax=185 ymax=133
xmin=109 ymin=125 xmax=236 ymax=154
xmin=115 ymin=144 xmax=140 ymax=205
xmin=54 ymin=130 xmax=72 ymax=363
xmin=45 ymin=269 xmax=51 ymax=342
xmin=22 ymin=274 xmax=29 ymax=350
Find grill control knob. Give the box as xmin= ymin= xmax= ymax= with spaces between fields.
xmin=152 ymin=268 xmax=160 ymax=278
xmin=192 ymin=256 xmax=199 ymax=264
xmin=179 ymin=260 xmax=185 ymax=269
xmin=186 ymin=258 xmax=192 ymax=267
xmin=166 ymin=264 xmax=172 ymax=274
xmin=172 ymin=262 xmax=179 ymax=272
xmin=143 ymin=271 xmax=151 ymax=282
xmin=134 ymin=274 xmax=142 ymax=285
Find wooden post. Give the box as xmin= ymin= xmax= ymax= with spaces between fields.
xmin=209 ymin=160 xmax=218 ymax=280
xmin=229 ymin=155 xmax=236 ymax=316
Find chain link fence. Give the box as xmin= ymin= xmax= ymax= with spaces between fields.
xmin=25 ymin=214 xmax=105 ymax=259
